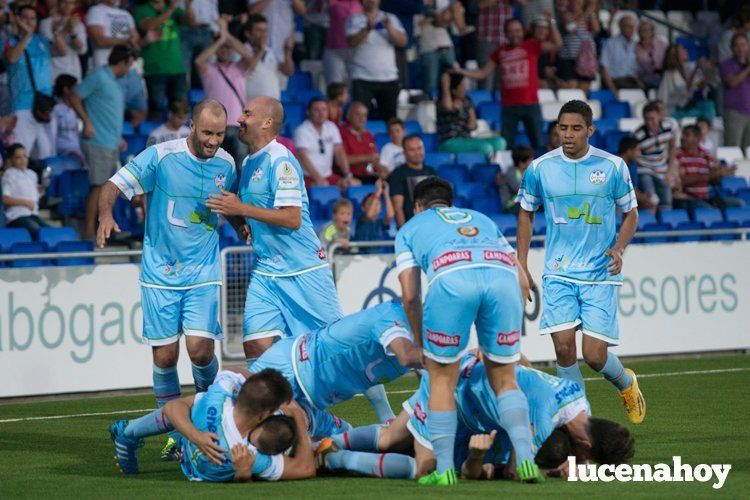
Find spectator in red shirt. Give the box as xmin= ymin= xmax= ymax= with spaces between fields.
xmin=476 ymin=0 xmax=514 ymax=91
xmin=339 ymin=101 xmax=385 ymax=183
xmin=675 ymin=125 xmax=744 ymax=211
xmin=455 ymin=16 xmax=561 ymax=149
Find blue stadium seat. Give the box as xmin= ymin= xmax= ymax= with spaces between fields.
xmin=604 ymin=131 xmax=630 ymax=155
xmin=589 ymin=130 xmax=604 ymax=149
xmin=188 ymin=89 xmax=205 ymax=105
xmin=593 ymin=118 xmax=618 ymax=133
xmin=533 ymin=216 xmax=547 ymax=234
xmin=477 ymin=102 xmax=500 ymax=121
xmin=470 ymin=163 xmax=500 ymax=185
xmin=287 ymin=72 xmax=313 ymax=91
xmin=422 ymin=133 xmax=438 ymax=152
xmin=514 ymin=132 xmax=531 ymax=147
xmin=659 ymin=209 xmax=690 ymax=229
xmin=309 ymin=186 xmax=341 ymax=208
xmin=692 ymin=208 xmax=724 ymax=227
xmin=284 ymin=103 xmax=306 ymax=131
xmin=675 ymin=222 xmax=705 ymax=242
xmin=455 ymin=152 xmax=487 ymax=169
xmin=346 ymin=185 xmax=377 ymax=208
xmin=44 ymin=156 xmax=82 ymax=194
xmin=9 ymin=241 xmax=49 ymax=267
xmin=721 ymin=176 xmax=748 ymax=195
xmin=374 ymin=132 xmax=390 ymax=151
xmin=112 ymin=197 xmax=144 ymax=235
xmin=311 ymin=219 xmax=327 ymax=233
xmin=56 ymin=170 xmax=90 ymax=217
xmin=438 ymin=164 xmax=470 ymax=186
xmin=54 ymin=240 xmax=94 ymax=266
xmin=467 ymin=89 xmax=493 ymax=106
xmin=122 ymin=133 xmax=147 ymax=162
xmin=491 ymin=214 xmax=517 ymax=234
xmin=471 ymin=196 xmax=502 ymax=215
xmin=493 ymin=89 xmax=501 ymax=101
xmin=603 ymin=101 xmax=631 ymax=120
xmin=726 ymin=207 xmax=750 ymax=227
xmin=404 ymin=120 xmax=422 ymax=135
xmin=367 ymin=120 xmax=387 ymax=135
xmin=425 ymin=152 xmax=452 ymax=167
xmin=138 ymin=121 xmax=160 ymax=136
xmin=455 ymin=182 xmax=488 ymax=200
xmin=640 ymin=223 xmax=671 ymax=244
xmin=294 ymin=89 xmax=325 ymax=106
xmin=708 ymin=221 xmax=741 ymax=241
xmin=636 ymin=210 xmax=657 ymax=230
xmin=122 ymin=121 xmax=135 ymax=135
xmin=736 ymin=187 xmax=750 ymax=206
xmin=38 ymin=227 xmax=78 ymax=249
xmin=589 ymin=89 xmax=616 ymax=104
xmin=0 ymin=228 xmax=31 ymax=252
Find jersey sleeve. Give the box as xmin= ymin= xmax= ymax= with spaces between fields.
xmin=251 ymin=449 xmax=284 ymax=481
xmin=515 ymin=165 xmax=542 ymax=211
xmin=612 ymin=159 xmax=637 ymax=212
xmin=270 ymin=157 xmax=303 ymax=208
xmin=394 ymin=225 xmax=418 ymax=274
xmin=110 ymin=146 xmax=159 ymax=199
xmin=375 ymin=306 xmax=413 ymax=355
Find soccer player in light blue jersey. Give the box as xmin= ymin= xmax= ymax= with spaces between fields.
xmin=206 ymin=96 xmax=394 ymax=424
xmin=395 ymin=177 xmax=541 ymax=485
xmin=515 ymin=100 xmax=646 ymax=425
xmin=97 ymin=100 xmax=238 ymax=458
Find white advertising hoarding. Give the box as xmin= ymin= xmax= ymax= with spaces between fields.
xmin=334 ymin=241 xmax=750 ymax=362
xmin=0 ymin=264 xmax=216 ymax=398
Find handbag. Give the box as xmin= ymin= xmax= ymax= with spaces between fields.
xmin=575 ymin=38 xmax=598 ymax=79
xmin=24 ymin=49 xmax=55 ymax=123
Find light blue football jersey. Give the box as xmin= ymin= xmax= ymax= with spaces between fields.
xmin=237 ymin=139 xmax=328 ymax=276
xmin=292 ymin=301 xmax=414 ymax=409
xmin=395 ymin=206 xmax=517 ymax=284
xmin=110 ymin=139 xmax=236 ymax=289
xmin=180 ymin=371 xmax=283 ymax=482
xmin=515 ymin=146 xmax=637 ymax=284
xmin=455 ymin=356 xmax=590 ymax=452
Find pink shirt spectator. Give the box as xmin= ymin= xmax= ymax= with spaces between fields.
xmin=636 ymin=36 xmax=667 ymax=87
xmin=201 ymin=62 xmax=248 ymax=126
xmin=326 ymin=0 xmax=362 ymax=50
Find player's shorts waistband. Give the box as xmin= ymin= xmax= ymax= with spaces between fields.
xmin=139 ymin=280 xmax=222 ymax=290
xmin=428 ymin=263 xmax=517 ymax=286
xmin=252 ymin=263 xmax=329 ymax=278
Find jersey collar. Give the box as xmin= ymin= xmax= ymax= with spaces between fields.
xmin=249 ymin=139 xmax=278 ymax=160
xmin=560 ymin=144 xmax=592 ymax=163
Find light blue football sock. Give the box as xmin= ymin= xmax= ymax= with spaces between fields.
xmin=123 ymin=408 xmax=173 ymax=440
xmin=324 ymin=450 xmax=416 ymax=479
xmin=599 ymin=352 xmax=633 ymax=391
xmin=364 ymin=384 xmax=395 ymax=424
xmin=556 ymin=362 xmax=586 ymax=393
xmin=331 ymin=424 xmax=381 ymax=451
xmin=192 ymin=356 xmax=218 ymax=393
xmin=427 ymin=409 xmax=457 ymax=474
xmin=496 ymin=390 xmax=534 ymax=464
xmin=153 ymin=364 xmax=181 ymax=408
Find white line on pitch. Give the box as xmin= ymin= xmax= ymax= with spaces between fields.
xmin=1 ymin=366 xmax=747 ymax=424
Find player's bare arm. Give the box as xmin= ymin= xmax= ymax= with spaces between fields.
xmin=206 ymin=189 xmax=302 ymax=230
xmin=516 ymin=209 xmax=535 ymax=290
xmin=96 ymin=181 xmax=123 ymax=248
xmin=163 ymin=396 xmax=227 ymax=465
xmin=389 ymin=337 xmax=423 ymax=369
xmin=230 ymin=444 xmax=255 ymax=483
xmin=398 ymin=267 xmax=423 ymax=351
xmin=278 ymin=403 xmax=317 ymax=480
xmin=606 ymin=208 xmax=638 ymax=275
xmin=461 ymin=430 xmax=498 ymax=480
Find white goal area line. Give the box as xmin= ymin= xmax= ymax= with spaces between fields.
xmin=1 ymin=366 xmax=747 ymax=424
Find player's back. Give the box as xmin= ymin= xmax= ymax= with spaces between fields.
xmin=119 ymin=139 xmax=236 ymax=288
xmin=395 ymin=206 xmax=517 ymax=284
xmin=292 ymin=301 xmax=412 ymax=409
xmin=237 ymin=139 xmax=327 ymax=276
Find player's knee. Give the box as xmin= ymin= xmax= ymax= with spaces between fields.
xmin=152 ymin=345 xmax=179 ymax=368
xmin=582 ymin=349 xmax=606 ymax=371
xmin=553 ymin=342 xmax=577 ymax=365
xmin=243 ymin=337 xmax=274 ymax=359
xmin=188 ymin=350 xmax=214 ymax=367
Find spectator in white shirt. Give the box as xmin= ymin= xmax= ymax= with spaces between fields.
xmin=293 ymin=97 xmax=359 ymax=188
xmin=379 ymin=117 xmax=405 ymax=175
xmin=346 ymin=0 xmax=408 ymax=120
xmin=52 ymin=74 xmax=83 ymax=160
xmin=146 ymin=99 xmax=190 ymax=146
xmin=38 ymin=0 xmax=87 ymax=81
xmin=181 ymin=0 xmax=220 ymax=89
xmin=1 ymin=143 xmax=50 ymax=239
xmin=247 ymin=0 xmax=306 ymax=65
xmin=600 ymin=13 xmax=642 ymax=93
xmin=243 ymin=14 xmax=295 ymax=101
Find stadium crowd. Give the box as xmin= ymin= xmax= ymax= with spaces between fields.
xmin=1 ymin=0 xmax=750 ymax=253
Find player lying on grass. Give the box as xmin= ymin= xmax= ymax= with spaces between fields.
xmin=317 ymin=355 xmax=634 ymax=480
xmin=250 ymin=301 xmax=423 ymax=415
xmin=109 ymin=369 xmax=317 ymax=482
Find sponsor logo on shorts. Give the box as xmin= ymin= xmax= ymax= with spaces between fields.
xmin=298 ymin=336 xmax=309 ymax=362
xmin=426 ymin=329 xmax=460 ymax=347
xmin=457 ymin=225 xmax=479 ymax=237
xmin=483 ymin=250 xmax=515 ymax=266
xmin=589 ymin=170 xmax=606 ymax=185
xmin=496 ymin=330 xmax=520 ymax=346
xmin=431 ymin=250 xmax=471 ymax=271
xmin=413 ymin=401 xmax=427 ymax=425
xmin=317 ymin=247 xmax=327 ymax=260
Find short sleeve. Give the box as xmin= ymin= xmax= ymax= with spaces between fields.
xmin=251 ymin=451 xmax=284 ymax=481
xmin=86 ymin=7 xmax=104 ymax=26
xmin=489 ymin=47 xmax=502 ymax=65
xmin=330 ymin=124 xmax=343 ymax=146
xmin=74 ymin=22 xmax=88 ymax=54
xmin=110 ymin=146 xmax=159 ymax=199
xmin=76 ymin=70 xmax=100 ymax=100
xmin=377 ymin=317 xmax=413 ymax=355
xmin=395 ymin=226 xmax=418 ymax=274
xmin=387 ymin=13 xmax=405 ymax=33
xmin=515 ymin=165 xmax=542 ymax=211
xmin=271 ymin=158 xmax=302 ymax=208
xmin=613 ymin=160 xmax=637 ymax=212
xmin=38 ymin=19 xmax=53 ymax=41
xmin=345 ymin=14 xmax=366 ymax=37
xmin=293 ymin=125 xmax=312 ymax=151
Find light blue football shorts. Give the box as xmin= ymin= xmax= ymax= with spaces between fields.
xmin=141 ymin=285 xmax=222 ymax=346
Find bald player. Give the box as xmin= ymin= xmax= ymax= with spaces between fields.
xmin=98 ymin=99 xmax=237 ymax=459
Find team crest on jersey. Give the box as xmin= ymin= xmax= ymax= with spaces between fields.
xmin=496 ymin=330 xmax=520 ymax=346
xmin=457 ymin=225 xmax=479 ymax=237
xmin=251 ymin=167 xmax=264 ymax=181
xmin=214 ymin=173 xmax=226 ymax=189
xmin=589 ymin=170 xmax=606 ymax=185
xmin=298 ymin=336 xmax=309 ymax=362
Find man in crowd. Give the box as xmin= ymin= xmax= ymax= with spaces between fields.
xmin=388 ymin=134 xmax=436 ymax=228
xmin=340 ymin=101 xmax=385 ymax=183
xmin=600 ymin=13 xmax=643 ymax=93
xmin=720 ymin=34 xmax=750 ymax=150
xmin=243 ymin=14 xmax=295 ymax=102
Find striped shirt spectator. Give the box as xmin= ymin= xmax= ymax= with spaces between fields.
xmin=676 ymin=147 xmax=713 ymax=200
xmin=634 ymin=121 xmax=676 ymax=176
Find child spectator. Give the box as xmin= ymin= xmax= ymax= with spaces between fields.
xmin=497 ymin=146 xmax=534 ymax=213
xmin=355 ymin=178 xmax=394 ymax=248
xmin=327 ymin=82 xmax=349 ymax=126
xmin=318 ymin=198 xmax=353 ymax=252
xmin=146 ymin=99 xmax=190 ymax=146
xmin=53 ymin=74 xmax=83 ymax=160
xmin=1 ymin=143 xmax=50 ymax=239
xmin=696 ymin=116 xmax=715 ymax=155
xmin=379 ymin=117 xmax=405 ymax=175
xmin=618 ymin=136 xmax=655 ymax=213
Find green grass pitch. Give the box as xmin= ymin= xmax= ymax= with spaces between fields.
xmin=0 ymin=354 xmax=748 ymax=499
